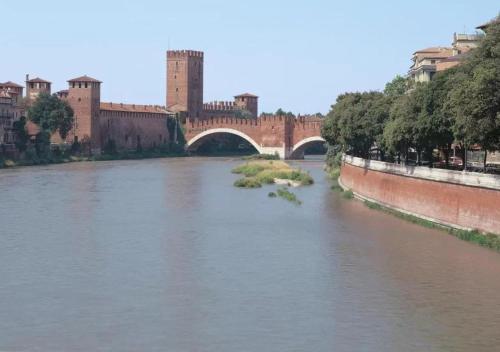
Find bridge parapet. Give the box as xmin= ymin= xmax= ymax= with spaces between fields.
xmin=183 ymin=115 xmax=324 ymax=159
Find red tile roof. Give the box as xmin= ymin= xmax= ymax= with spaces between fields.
xmin=67 ymin=75 xmax=101 ymax=83
xmin=235 ymin=93 xmax=258 ymax=98
xmin=1 ymin=81 xmax=24 ymax=88
xmin=27 ymin=77 xmax=51 ymax=83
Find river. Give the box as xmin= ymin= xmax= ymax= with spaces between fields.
xmin=1 ymin=157 xmax=500 ymax=351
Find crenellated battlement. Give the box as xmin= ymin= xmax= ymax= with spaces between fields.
xmin=202 ymin=101 xmax=236 ymax=112
xmin=100 ymin=102 xmax=170 ymax=115
xmin=167 ymin=50 xmax=204 ymax=58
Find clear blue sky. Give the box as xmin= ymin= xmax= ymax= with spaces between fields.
xmin=2 ymin=0 xmax=498 ymax=114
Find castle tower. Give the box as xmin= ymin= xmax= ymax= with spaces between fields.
xmin=166 ymin=50 xmax=204 ymax=118
xmin=66 ymin=75 xmax=102 ymax=154
xmin=234 ymin=93 xmax=258 ymax=118
xmin=26 ymin=75 xmax=51 ymax=102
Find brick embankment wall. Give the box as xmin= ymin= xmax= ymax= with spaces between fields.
xmin=339 ymin=155 xmax=500 ymax=235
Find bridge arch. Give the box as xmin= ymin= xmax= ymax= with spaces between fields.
xmin=186 ymin=128 xmax=262 ymax=154
xmin=290 ymin=136 xmax=326 ymax=159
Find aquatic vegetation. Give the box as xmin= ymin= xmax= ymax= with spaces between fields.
xmin=276 ymin=187 xmax=302 ymax=205
xmin=242 ymin=153 xmax=280 ymax=160
xmin=233 ymin=178 xmax=262 ymax=188
xmin=232 ymin=160 xmax=313 ymax=187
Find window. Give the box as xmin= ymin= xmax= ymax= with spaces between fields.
xmin=85 ymin=82 xmax=88 ymax=88
xmin=431 ymin=59 xmax=436 ymax=64
xmin=78 ymin=83 xmax=81 ymax=88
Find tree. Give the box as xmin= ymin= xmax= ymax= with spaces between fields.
xmin=12 ymin=116 xmax=29 ymax=152
xmin=382 ymin=93 xmax=415 ymax=163
xmin=322 ymin=92 xmax=390 ymax=159
xmin=28 ymin=92 xmax=74 ymax=140
xmin=384 ymin=75 xmax=408 ymax=97
xmin=275 ymin=108 xmax=295 ymax=117
xmin=444 ymin=19 xmax=500 ymax=169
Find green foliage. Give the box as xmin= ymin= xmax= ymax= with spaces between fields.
xmin=384 ymin=75 xmax=408 ymax=97
xmin=268 ymin=191 xmax=277 ymax=197
xmin=233 ymin=177 xmax=262 ymax=188
xmin=242 ymin=153 xmax=280 ymax=160
xmin=103 ymin=139 xmax=117 ymax=155
xmin=444 ymin=22 xmax=500 ymax=154
xmin=323 ymin=19 xmax=500 ymax=169
xmin=12 ymin=116 xmax=29 ymax=152
xmin=232 ymin=163 xmax=267 ymax=177
xmin=322 ymin=92 xmax=391 ymax=158
xmin=342 ymin=189 xmax=354 ymax=199
xmin=28 ymin=92 xmax=74 ymax=139
xmin=234 ymin=109 xmax=254 ymax=119
xmin=276 ymin=187 xmax=302 ymax=205
xmin=254 ymin=169 xmax=314 ymax=186
xmin=275 ymin=108 xmax=295 ymax=117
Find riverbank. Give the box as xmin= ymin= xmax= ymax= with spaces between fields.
xmin=0 ymin=149 xmax=188 ymax=169
xmin=328 ymin=158 xmax=500 ymax=252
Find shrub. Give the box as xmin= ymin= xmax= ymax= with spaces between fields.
xmin=342 ymin=190 xmax=354 ymax=199
xmin=243 ymin=153 xmax=280 ymax=160
xmin=231 ymin=163 xmax=267 ymax=177
xmin=268 ymin=192 xmax=277 ymax=198
xmin=276 ymin=187 xmax=302 ymax=205
xmin=233 ymin=178 xmax=262 ymax=188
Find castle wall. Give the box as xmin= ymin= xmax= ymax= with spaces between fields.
xmin=340 ymin=155 xmax=500 ymax=235
xmin=99 ymin=104 xmax=169 ymax=151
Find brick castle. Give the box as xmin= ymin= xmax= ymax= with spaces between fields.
xmin=1 ymin=50 xmax=324 ymax=158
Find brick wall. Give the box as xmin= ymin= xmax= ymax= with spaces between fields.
xmin=340 ymin=156 xmax=500 ymax=235
xmin=100 ymin=106 xmax=169 ymax=151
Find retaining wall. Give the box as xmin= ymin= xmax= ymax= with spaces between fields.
xmin=340 ymin=155 xmax=500 ymax=235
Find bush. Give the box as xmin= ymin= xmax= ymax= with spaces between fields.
xmin=276 ymin=187 xmax=302 ymax=205
xmin=232 ymin=163 xmax=267 ymax=177
xmin=233 ymin=178 xmax=262 ymax=188
xmin=342 ymin=190 xmax=354 ymax=199
xmin=243 ymin=153 xmax=280 ymax=160
xmin=268 ymin=192 xmax=277 ymax=198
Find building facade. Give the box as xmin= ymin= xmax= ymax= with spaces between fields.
xmin=409 ymin=31 xmax=483 ymax=82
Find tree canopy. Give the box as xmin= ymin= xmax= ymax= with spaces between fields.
xmin=28 ymin=93 xmax=74 ymax=139
xmin=322 ymin=18 xmax=500 ymax=169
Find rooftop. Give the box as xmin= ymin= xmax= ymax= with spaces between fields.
xmin=67 ymin=75 xmax=102 ymax=83
xmin=27 ymin=77 xmax=51 ymax=84
xmin=1 ymin=81 xmax=23 ymax=88
xmin=476 ymin=16 xmax=499 ymax=31
xmin=235 ymin=93 xmax=258 ymax=98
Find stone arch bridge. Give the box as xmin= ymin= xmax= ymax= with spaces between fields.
xmin=184 ymin=115 xmax=324 ymax=159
